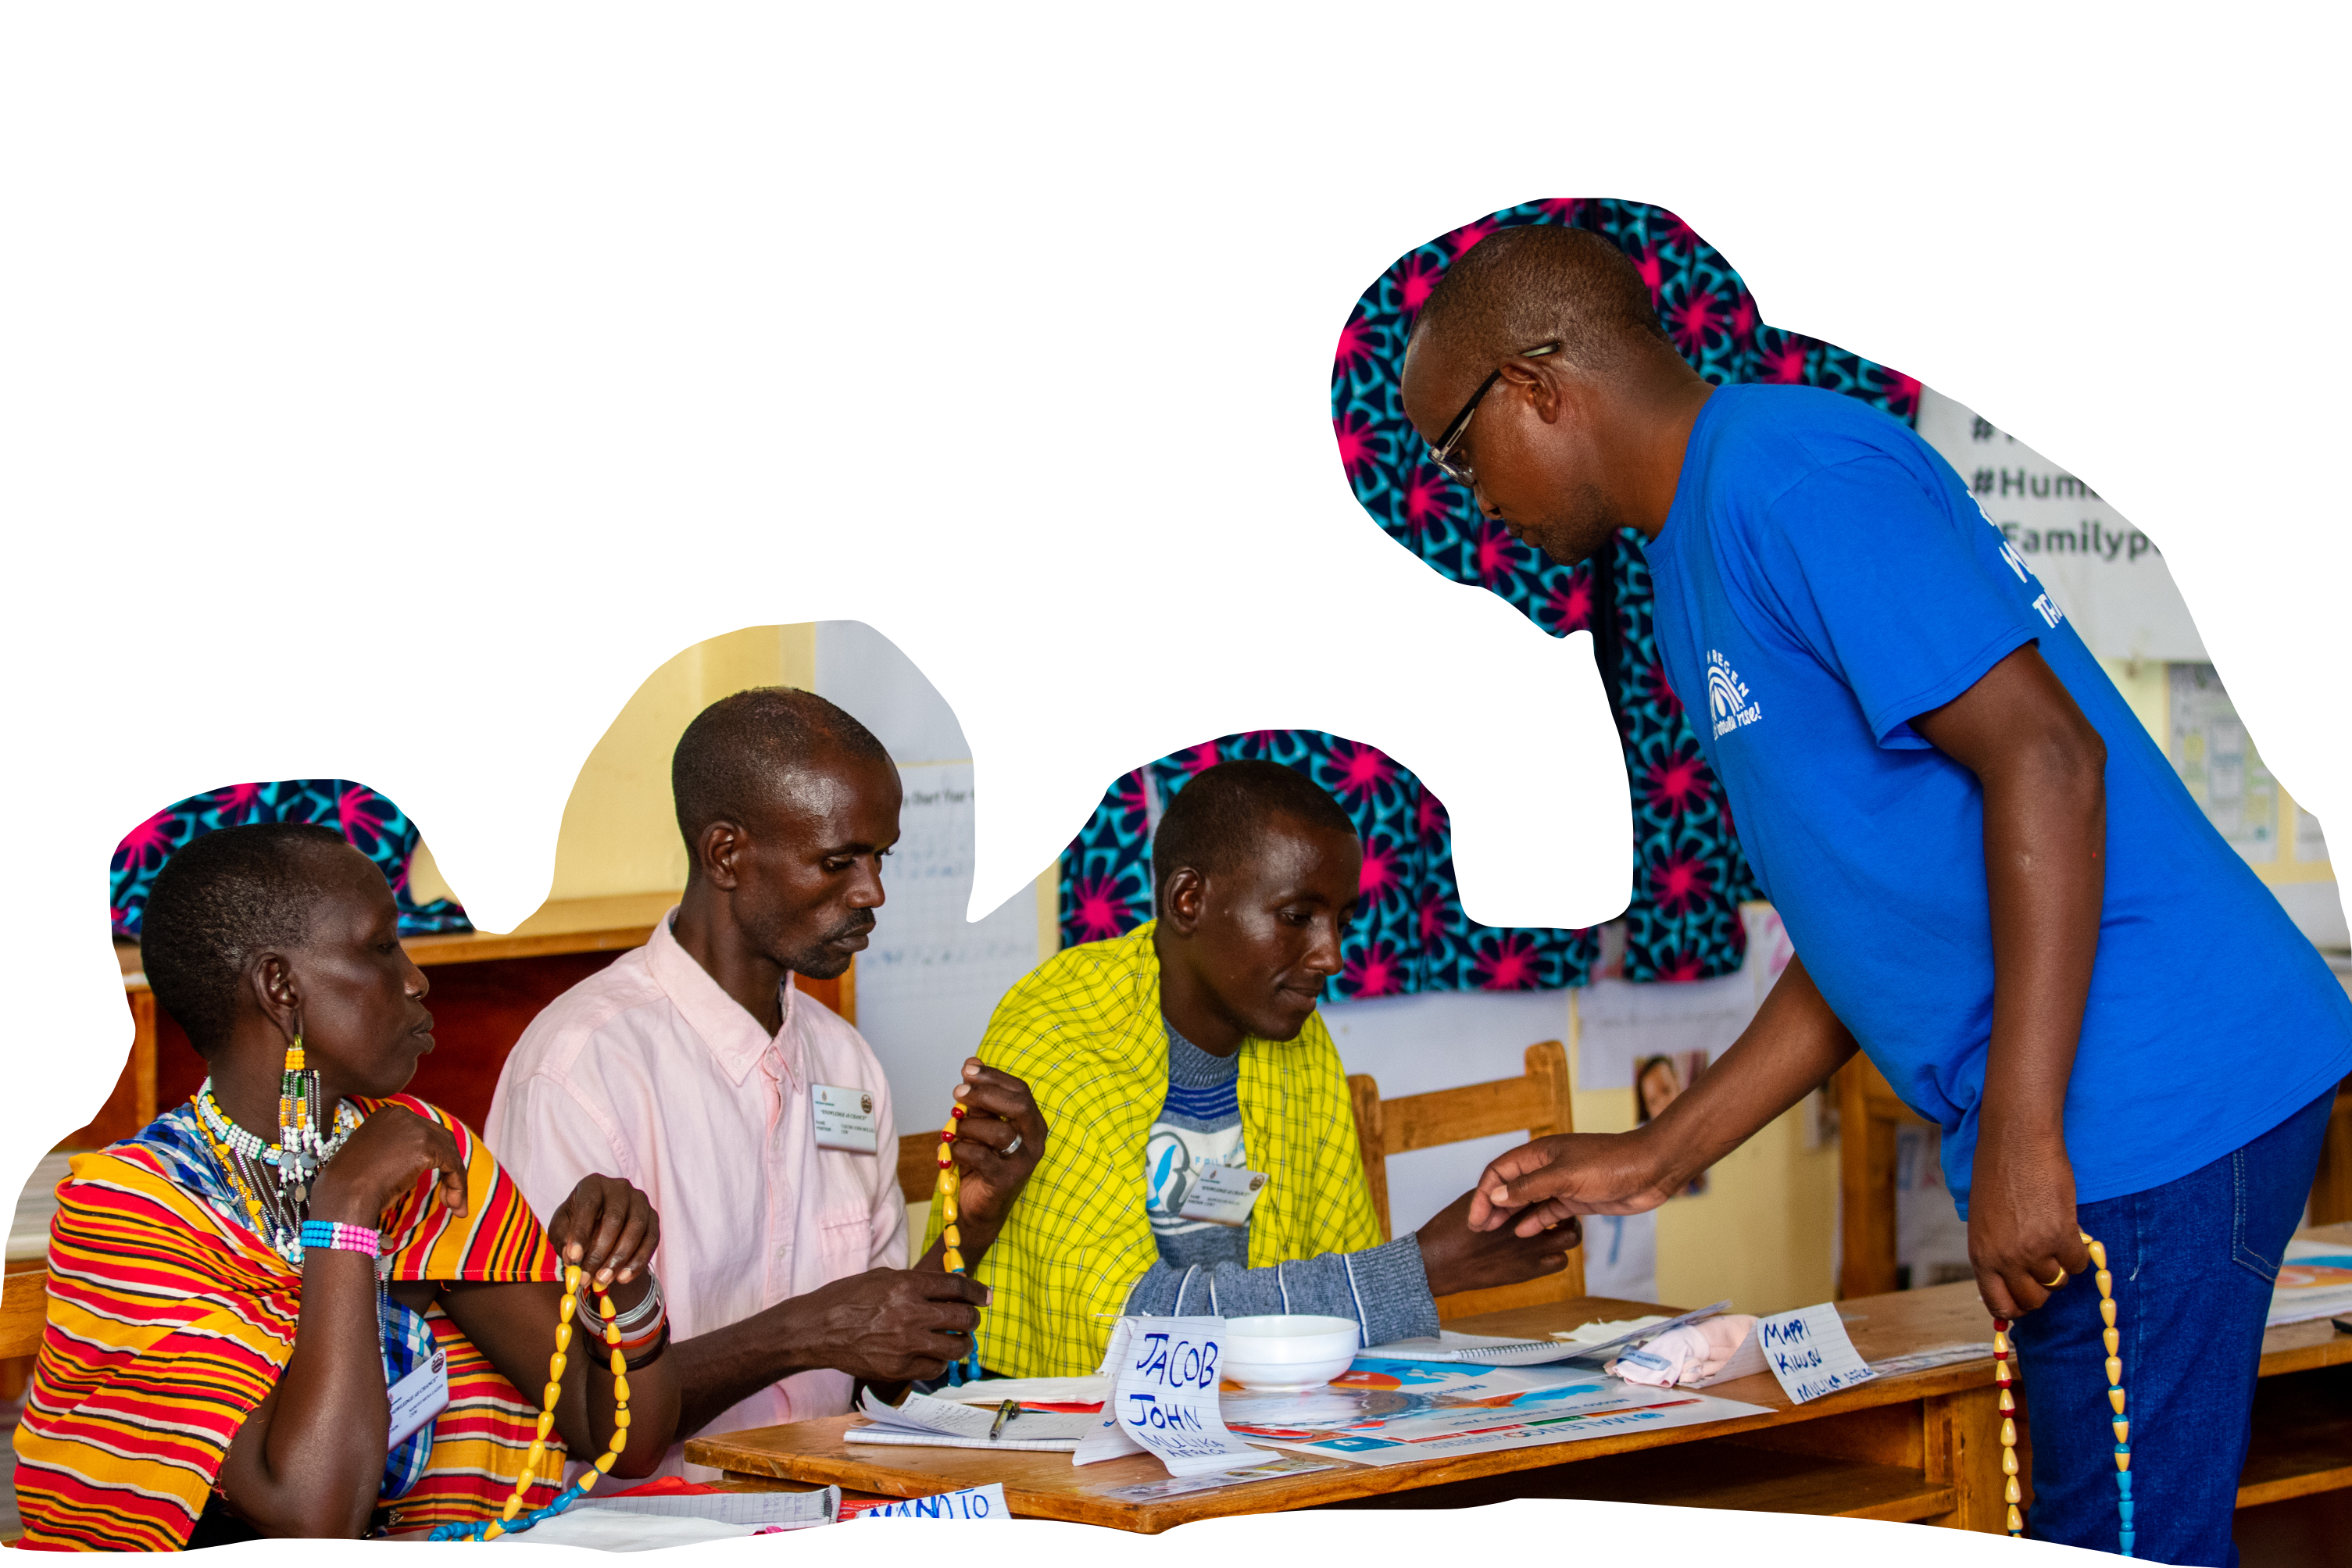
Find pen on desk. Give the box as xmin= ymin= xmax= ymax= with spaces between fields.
xmin=988 ymin=1400 xmax=1020 ymax=1441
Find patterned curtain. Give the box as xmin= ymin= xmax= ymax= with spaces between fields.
xmin=1067 ymin=202 xmax=1928 ymax=1001
xmin=45 ymin=196 xmax=463 ymax=940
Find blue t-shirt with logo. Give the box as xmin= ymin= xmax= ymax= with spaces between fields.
xmin=1645 ymin=383 xmax=2352 ymax=1214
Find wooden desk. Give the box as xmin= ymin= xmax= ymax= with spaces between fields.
xmin=85 ymin=893 xmax=852 ymax=1152
xmin=688 ymin=1261 xmax=2352 ymax=1536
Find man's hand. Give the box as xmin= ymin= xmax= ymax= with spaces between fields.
xmin=1414 ymin=1188 xmax=1579 ymax=1296
xmin=945 ymin=1059 xmax=1046 ymax=1229
xmin=1967 ymin=1125 xmax=2092 ymax=1320
xmin=774 ymin=1268 xmax=991 ymax=1385
xmin=1469 ymin=1131 xmax=1680 ymax=1237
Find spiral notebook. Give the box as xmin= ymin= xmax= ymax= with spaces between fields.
xmin=845 ymin=1388 xmax=1095 ymax=1452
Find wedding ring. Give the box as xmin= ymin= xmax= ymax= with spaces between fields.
xmin=1003 ymin=1133 xmax=1023 ymax=1159
xmin=2043 ymin=1268 xmax=2068 ymax=1288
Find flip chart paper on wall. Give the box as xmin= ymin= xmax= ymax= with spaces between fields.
xmin=860 ymin=1495 xmax=1053 ymax=1560
xmin=818 ymin=369 xmax=1039 ymax=761
xmin=1919 ymin=196 xmax=2352 ymax=663
xmin=1756 ymin=1304 xmax=1878 ymax=1405
xmin=2170 ymin=663 xmax=2281 ymax=865
xmin=853 ymin=761 xmax=1044 ymax=1118
xmin=832 ymin=201 xmax=988 ymax=373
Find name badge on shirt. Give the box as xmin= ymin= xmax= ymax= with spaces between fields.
xmin=388 ymin=1348 xmax=450 ymax=1448
xmin=813 ymin=1083 xmax=881 ymax=1154
xmin=1177 ymin=1165 xmax=1269 ymax=1227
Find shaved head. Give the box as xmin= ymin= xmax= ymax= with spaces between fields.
xmin=1405 ymin=224 xmax=1671 ymax=402
xmin=1398 ymin=223 xmax=1708 ymax=570
xmin=672 ymin=687 xmax=893 ymax=854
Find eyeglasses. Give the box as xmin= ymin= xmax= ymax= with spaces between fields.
xmin=1426 ymin=341 xmax=1563 ymax=490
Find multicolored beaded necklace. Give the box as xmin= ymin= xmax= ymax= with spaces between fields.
xmin=191 ymin=1041 xmax=362 ymax=1269
xmin=934 ymin=1104 xmax=983 ymax=1385
xmin=1994 ymin=1230 xmax=2133 ymax=1556
xmin=427 ymin=1264 xmax=633 ymax=1541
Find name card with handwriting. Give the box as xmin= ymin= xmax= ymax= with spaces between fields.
xmin=1756 ymin=1304 xmax=1878 ymax=1405
xmin=1072 ymin=1316 xmax=1268 ymax=1477
xmin=856 ymin=1495 xmax=1058 ymax=1560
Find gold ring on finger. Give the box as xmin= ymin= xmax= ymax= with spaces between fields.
xmin=2043 ymin=1267 xmax=2067 ymax=1288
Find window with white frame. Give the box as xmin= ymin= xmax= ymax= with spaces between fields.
xmin=1 ymin=202 xmax=128 ymax=949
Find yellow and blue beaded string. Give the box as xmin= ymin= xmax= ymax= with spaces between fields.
xmin=1996 ymin=1230 xmax=2132 ymax=1557
xmin=935 ymin=1104 xmax=983 ymax=1386
xmin=428 ymin=1264 xmax=631 ymax=1541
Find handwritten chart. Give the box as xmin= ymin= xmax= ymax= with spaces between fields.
xmin=846 ymin=761 xmax=1030 ymax=1128
xmin=818 ymin=376 xmax=1039 ymax=770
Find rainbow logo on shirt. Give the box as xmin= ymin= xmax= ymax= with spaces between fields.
xmin=1707 ymin=651 xmax=1762 ymax=740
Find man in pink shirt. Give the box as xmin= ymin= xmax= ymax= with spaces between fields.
xmin=488 ymin=688 xmax=1046 ymax=1475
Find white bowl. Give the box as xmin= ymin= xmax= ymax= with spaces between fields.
xmin=1219 ymin=1315 xmax=1360 ymax=1391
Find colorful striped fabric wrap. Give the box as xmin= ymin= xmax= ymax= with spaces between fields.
xmin=13 ymin=1095 xmax=563 ymax=1550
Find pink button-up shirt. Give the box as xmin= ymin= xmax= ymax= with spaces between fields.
xmin=486 ymin=909 xmax=906 ymax=1477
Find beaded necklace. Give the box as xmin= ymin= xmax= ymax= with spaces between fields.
xmin=428 ymin=1264 xmax=632 ymax=1541
xmin=191 ymin=1077 xmax=360 ymax=1269
xmin=934 ymin=1104 xmax=983 ymax=1385
xmin=1996 ymin=1230 xmax=2132 ymax=1556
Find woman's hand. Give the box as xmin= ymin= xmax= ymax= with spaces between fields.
xmin=545 ymin=1175 xmax=660 ymax=1292
xmin=307 ymin=1105 xmax=465 ymax=1228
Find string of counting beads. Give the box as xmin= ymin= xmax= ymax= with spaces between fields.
xmin=935 ymin=1104 xmax=981 ymax=1384
xmin=430 ymin=1263 xmax=631 ymax=1541
xmin=1996 ymin=1230 xmax=2132 ymax=1558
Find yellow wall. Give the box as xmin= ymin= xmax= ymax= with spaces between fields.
xmin=413 ymin=195 xmax=1058 ymax=945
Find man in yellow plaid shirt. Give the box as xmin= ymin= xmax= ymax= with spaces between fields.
xmin=934 ymin=761 xmax=1577 ymax=1378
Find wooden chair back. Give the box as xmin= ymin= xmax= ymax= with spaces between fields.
xmin=1346 ymin=1041 xmax=1585 ymax=1320
xmin=896 ymin=1132 xmax=943 ymax=1205
xmin=0 ymin=1270 xmax=49 ymax=1363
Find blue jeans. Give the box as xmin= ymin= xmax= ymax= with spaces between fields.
xmin=2007 ymin=1086 xmax=2335 ymax=1565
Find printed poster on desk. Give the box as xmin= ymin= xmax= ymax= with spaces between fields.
xmin=1221 ymin=1359 xmax=1771 ymax=1468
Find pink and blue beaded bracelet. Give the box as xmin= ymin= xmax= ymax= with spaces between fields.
xmin=299 ymin=1220 xmax=381 ymax=1259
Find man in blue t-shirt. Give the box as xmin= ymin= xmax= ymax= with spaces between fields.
xmin=1399 ymin=224 xmax=2351 ymax=1564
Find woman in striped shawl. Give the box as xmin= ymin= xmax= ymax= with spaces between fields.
xmin=16 ymin=823 xmax=681 ymax=1548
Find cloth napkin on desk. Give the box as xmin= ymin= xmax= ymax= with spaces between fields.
xmin=1608 ymin=1314 xmax=1760 ymax=1388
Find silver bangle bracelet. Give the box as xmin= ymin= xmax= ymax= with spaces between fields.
xmin=609 ymin=1274 xmax=664 ymax=1334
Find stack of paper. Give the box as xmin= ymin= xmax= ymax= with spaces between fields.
xmin=932 ymin=1375 xmax=1108 ymax=1409
xmin=577 ymin=1484 xmax=839 ymax=1530
xmin=486 ymin=1513 xmax=771 ymax=1550
xmin=2268 ymin=1238 xmax=2352 ymax=1327
xmin=1359 ymin=1302 xmax=1731 ymax=1367
xmin=848 ymin=1389 xmax=1097 ymax=1452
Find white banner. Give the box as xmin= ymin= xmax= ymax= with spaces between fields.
xmin=1919 ymin=196 xmax=2352 ymax=663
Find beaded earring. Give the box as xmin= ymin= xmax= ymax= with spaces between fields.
xmin=279 ymin=1034 xmax=313 ymax=1203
